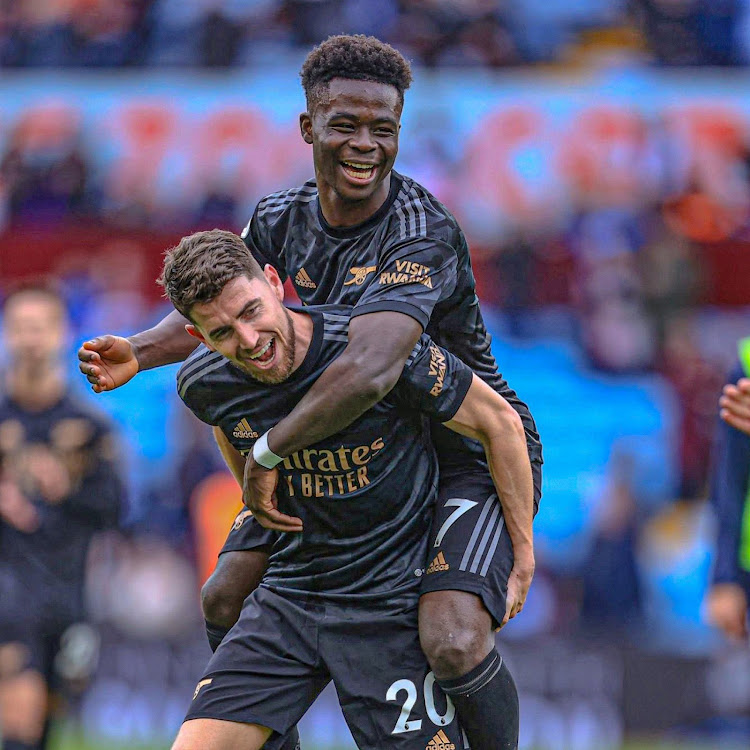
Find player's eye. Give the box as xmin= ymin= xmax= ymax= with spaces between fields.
xmin=375 ymin=128 xmax=395 ymax=137
xmin=331 ymin=122 xmax=355 ymax=132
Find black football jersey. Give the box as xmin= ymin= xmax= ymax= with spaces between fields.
xmin=0 ymin=390 xmax=123 ymax=619
xmin=177 ymin=306 xmax=473 ymax=604
xmin=241 ymin=171 xmax=542 ymax=474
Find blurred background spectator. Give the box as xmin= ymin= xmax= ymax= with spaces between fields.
xmin=2 ymin=2 xmax=750 ymax=749
xmin=0 ymin=284 xmax=124 ymax=750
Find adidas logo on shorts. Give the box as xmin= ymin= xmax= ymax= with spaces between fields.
xmin=426 ymin=730 xmax=455 ymax=750
xmin=425 ymin=551 xmax=449 ymax=574
xmin=294 ymin=268 xmax=317 ymax=289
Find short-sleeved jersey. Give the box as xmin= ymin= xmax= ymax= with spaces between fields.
xmin=241 ymin=171 xmax=542 ymax=474
xmin=177 ymin=305 xmax=473 ymax=605
xmin=0 ymin=390 xmax=123 ymax=619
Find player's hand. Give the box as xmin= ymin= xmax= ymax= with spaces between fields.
xmin=23 ymin=446 xmax=71 ymax=504
xmin=78 ymin=335 xmax=139 ymax=393
xmin=500 ymin=551 xmax=535 ymax=629
xmin=0 ymin=479 xmax=39 ymax=533
xmin=706 ymin=583 xmax=748 ymax=641
xmin=243 ymin=454 xmax=303 ymax=533
xmin=720 ymin=378 xmax=750 ymax=436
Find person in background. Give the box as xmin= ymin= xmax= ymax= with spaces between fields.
xmin=706 ymin=342 xmax=750 ymax=641
xmin=0 ymin=284 xmax=124 ymax=750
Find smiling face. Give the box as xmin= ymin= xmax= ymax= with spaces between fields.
xmin=186 ymin=268 xmax=297 ymax=385
xmin=301 ymin=77 xmax=401 ymax=227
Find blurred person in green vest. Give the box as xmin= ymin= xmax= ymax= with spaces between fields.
xmin=706 ymin=338 xmax=750 ymax=640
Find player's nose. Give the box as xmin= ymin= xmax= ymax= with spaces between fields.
xmin=237 ymin=324 xmax=261 ymax=352
xmin=349 ymin=126 xmax=376 ymax=151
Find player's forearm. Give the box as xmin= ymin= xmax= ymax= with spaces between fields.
xmin=482 ymin=425 xmax=535 ymax=562
xmin=213 ymin=426 xmax=246 ymax=486
xmin=446 ymin=377 xmax=534 ymax=561
xmin=267 ymin=312 xmax=422 ymax=457
xmin=128 ymin=310 xmax=198 ymax=371
xmin=267 ymin=352 xmax=402 ymax=457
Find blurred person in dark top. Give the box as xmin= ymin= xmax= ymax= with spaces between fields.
xmin=0 ymin=284 xmax=123 ymax=750
xmin=707 ymin=343 xmax=750 ymax=641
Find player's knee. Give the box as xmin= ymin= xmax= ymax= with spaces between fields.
xmin=419 ymin=591 xmax=493 ymax=680
xmin=201 ymin=573 xmax=243 ymax=630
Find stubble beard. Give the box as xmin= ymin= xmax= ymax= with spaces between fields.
xmin=246 ymin=308 xmax=296 ymax=385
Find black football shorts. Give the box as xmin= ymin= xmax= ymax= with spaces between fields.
xmin=185 ymin=586 xmax=466 ymax=749
xmin=419 ymin=460 xmax=542 ymax=627
xmin=218 ymin=508 xmax=277 ymax=555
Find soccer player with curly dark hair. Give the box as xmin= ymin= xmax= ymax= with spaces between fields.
xmin=80 ymin=35 xmax=541 ymax=750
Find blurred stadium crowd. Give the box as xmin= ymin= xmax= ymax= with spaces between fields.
xmin=1 ymin=8 xmax=750 ymax=750
xmin=1 ymin=0 xmax=750 ymax=69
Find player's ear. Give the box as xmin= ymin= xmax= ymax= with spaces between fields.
xmin=264 ymin=264 xmax=285 ymax=303
xmin=185 ymin=324 xmax=213 ymax=350
xmin=300 ymin=113 xmax=313 ymax=145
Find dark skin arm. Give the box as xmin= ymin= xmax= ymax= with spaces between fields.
xmin=245 ymin=310 xmax=423 ymax=530
xmin=78 ymin=310 xmax=198 ymax=392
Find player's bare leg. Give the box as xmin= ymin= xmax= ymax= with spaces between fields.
xmin=420 ymin=590 xmax=519 ymax=750
xmin=201 ymin=550 xmax=268 ymax=649
xmin=0 ymin=649 xmax=48 ymax=750
xmin=171 ymin=718 xmax=271 ymax=750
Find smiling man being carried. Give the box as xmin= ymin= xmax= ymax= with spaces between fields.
xmin=161 ymin=229 xmax=532 ymax=750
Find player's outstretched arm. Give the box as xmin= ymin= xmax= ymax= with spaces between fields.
xmin=244 ymin=311 xmax=422 ymax=528
xmin=720 ymin=377 xmax=750 ymax=436
xmin=77 ymin=310 xmax=199 ymax=392
xmin=444 ymin=374 xmax=535 ymax=628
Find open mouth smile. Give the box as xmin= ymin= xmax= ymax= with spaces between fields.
xmin=341 ymin=161 xmax=378 ymax=182
xmin=247 ymin=338 xmax=275 ymax=366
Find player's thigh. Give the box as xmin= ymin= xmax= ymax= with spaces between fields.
xmin=202 ymin=549 xmax=269 ymax=623
xmin=172 ymin=717 xmax=270 ymax=750
xmin=421 ymin=473 xmax=517 ymax=627
xmin=188 ymin=587 xmax=329 ymax=746
xmin=202 ymin=513 xmax=276 ymax=622
xmin=325 ymin=603 xmax=465 ymax=749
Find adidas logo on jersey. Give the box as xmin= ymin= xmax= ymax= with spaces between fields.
xmin=294 ymin=268 xmax=317 ymax=289
xmin=426 ymin=730 xmax=455 ymax=750
xmin=232 ymin=418 xmax=259 ymax=439
xmin=426 ymin=552 xmax=449 ymax=574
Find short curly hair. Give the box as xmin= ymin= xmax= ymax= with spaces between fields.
xmin=300 ymin=35 xmax=413 ymax=112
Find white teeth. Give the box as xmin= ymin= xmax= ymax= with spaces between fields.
xmin=249 ymin=339 xmax=273 ymax=360
xmin=343 ymin=161 xmax=375 ymax=171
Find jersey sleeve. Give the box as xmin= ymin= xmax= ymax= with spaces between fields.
xmin=350 ymin=238 xmax=458 ymax=330
xmin=391 ymin=334 xmax=473 ymax=423
xmin=240 ymin=208 xmax=287 ymax=282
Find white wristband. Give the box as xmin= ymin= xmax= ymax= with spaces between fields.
xmin=253 ymin=430 xmax=284 ymax=469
